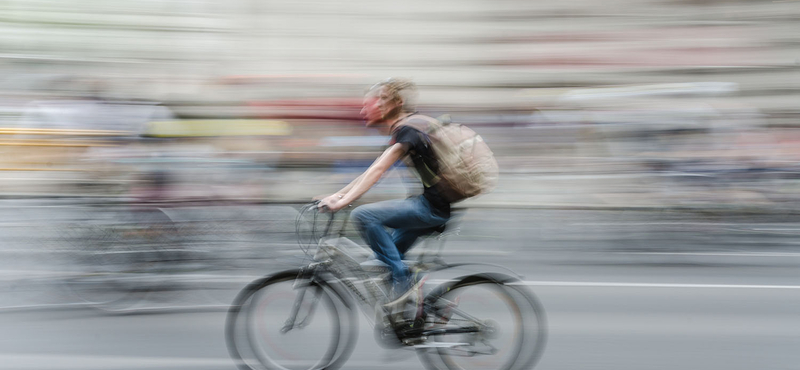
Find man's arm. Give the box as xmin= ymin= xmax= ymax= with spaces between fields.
xmin=334 ymin=173 xmax=365 ymax=197
xmin=322 ymin=143 xmax=407 ymax=211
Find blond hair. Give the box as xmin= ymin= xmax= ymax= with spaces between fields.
xmin=368 ymin=78 xmax=418 ymax=112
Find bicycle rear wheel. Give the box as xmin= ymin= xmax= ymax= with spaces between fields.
xmin=58 ymin=207 xmax=180 ymax=312
xmin=63 ymin=243 xmax=159 ymax=311
xmin=418 ymin=274 xmax=547 ymax=370
xmin=226 ymin=271 xmax=358 ymax=370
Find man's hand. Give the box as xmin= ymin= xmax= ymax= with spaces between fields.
xmin=318 ymin=194 xmax=346 ymax=212
xmin=315 ymin=143 xmax=406 ymax=213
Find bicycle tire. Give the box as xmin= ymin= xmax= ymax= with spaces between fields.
xmin=226 ymin=270 xmax=358 ymax=370
xmin=59 ymin=207 xmax=181 ymax=312
xmin=417 ymin=273 xmax=547 ymax=370
xmin=60 ymin=222 xmax=162 ymax=312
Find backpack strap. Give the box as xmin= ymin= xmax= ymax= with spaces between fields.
xmin=391 ymin=113 xmax=439 ymax=134
xmin=391 ymin=114 xmax=442 ymax=188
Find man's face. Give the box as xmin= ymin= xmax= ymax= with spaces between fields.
xmin=360 ymin=87 xmax=399 ymax=127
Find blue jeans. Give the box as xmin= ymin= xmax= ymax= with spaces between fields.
xmin=351 ymin=196 xmax=449 ymax=294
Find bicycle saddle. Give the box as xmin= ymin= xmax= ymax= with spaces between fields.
xmin=427 ymin=224 xmax=447 ymax=234
xmin=425 ymin=207 xmax=466 ymax=236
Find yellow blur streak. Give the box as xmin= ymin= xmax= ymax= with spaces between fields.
xmin=0 ymin=168 xmax=92 ymax=171
xmin=0 ymin=128 xmax=130 ymax=136
xmin=144 ymin=120 xmax=291 ymax=137
xmin=0 ymin=141 xmax=115 ymax=147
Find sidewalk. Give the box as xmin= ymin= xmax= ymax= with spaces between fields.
xmin=0 ymin=169 xmax=795 ymax=214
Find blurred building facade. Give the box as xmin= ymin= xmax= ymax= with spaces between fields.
xmin=0 ymin=0 xmax=796 ymax=109
xmin=0 ymin=0 xmax=798 ymax=207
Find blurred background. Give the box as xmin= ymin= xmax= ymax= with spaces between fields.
xmin=0 ymin=0 xmax=799 ymax=369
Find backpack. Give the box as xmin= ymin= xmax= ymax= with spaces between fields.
xmin=395 ymin=114 xmax=499 ymax=202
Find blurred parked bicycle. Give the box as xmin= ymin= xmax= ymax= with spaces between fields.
xmin=58 ymin=203 xmax=265 ymax=312
xmin=226 ymin=202 xmax=547 ymax=370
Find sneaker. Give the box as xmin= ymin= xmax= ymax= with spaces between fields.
xmin=382 ymin=272 xmax=427 ymax=317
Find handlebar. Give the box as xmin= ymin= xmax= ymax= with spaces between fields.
xmin=295 ymin=201 xmax=353 ymax=255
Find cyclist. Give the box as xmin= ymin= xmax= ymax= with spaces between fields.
xmin=318 ymin=78 xmax=451 ymax=306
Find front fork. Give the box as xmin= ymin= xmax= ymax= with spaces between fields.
xmin=280 ymin=265 xmax=324 ymax=333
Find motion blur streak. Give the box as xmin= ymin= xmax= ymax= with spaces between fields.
xmin=0 ymin=0 xmax=798 ymax=370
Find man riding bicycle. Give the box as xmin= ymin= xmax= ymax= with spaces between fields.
xmin=318 ymin=78 xmax=451 ymax=306
xmin=227 ymin=86 xmax=544 ymax=370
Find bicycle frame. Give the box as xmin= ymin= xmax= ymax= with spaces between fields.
xmin=286 ymin=237 xmax=393 ymax=329
xmin=286 ymin=203 xmax=474 ymax=333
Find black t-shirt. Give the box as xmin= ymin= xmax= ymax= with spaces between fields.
xmin=391 ymin=124 xmax=451 ymax=215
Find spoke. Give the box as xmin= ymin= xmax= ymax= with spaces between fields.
xmin=446 ymin=306 xmax=487 ymax=325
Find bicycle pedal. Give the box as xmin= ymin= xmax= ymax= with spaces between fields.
xmin=412 ymin=342 xmax=469 ymax=349
xmin=402 ymin=337 xmax=427 ymax=346
xmin=393 ymin=317 xmax=426 ymax=341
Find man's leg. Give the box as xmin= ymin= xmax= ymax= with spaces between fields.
xmin=351 ymin=196 xmax=447 ymax=294
xmin=393 ymin=198 xmax=449 ymax=258
xmin=393 ymin=228 xmax=432 ymax=259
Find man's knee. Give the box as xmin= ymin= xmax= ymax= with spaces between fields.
xmin=350 ymin=204 xmax=373 ymax=226
xmin=352 ymin=200 xmax=399 ymax=229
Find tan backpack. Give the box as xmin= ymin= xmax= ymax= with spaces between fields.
xmin=395 ymin=114 xmax=499 ymax=203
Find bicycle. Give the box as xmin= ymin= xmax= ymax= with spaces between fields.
xmin=58 ymin=204 xmax=266 ymax=312
xmin=226 ymin=202 xmax=547 ymax=370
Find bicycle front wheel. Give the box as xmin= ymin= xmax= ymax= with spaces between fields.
xmin=226 ymin=270 xmax=358 ymax=370
xmin=418 ymin=274 xmax=547 ymax=370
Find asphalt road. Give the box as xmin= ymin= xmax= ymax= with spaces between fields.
xmin=1 ymin=200 xmax=799 ymax=370
xmin=1 ymin=263 xmax=798 ymax=370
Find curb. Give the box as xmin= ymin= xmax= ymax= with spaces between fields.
xmin=0 ymin=302 xmax=232 ymax=315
